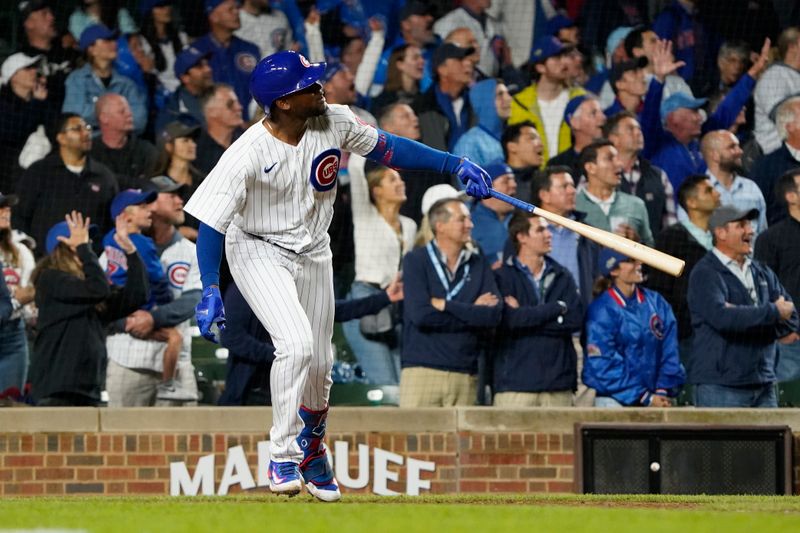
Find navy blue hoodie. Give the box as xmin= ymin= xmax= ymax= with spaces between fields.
xmin=493 ymin=255 xmax=584 ymax=393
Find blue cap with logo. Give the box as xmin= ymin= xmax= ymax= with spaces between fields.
xmin=599 ymin=248 xmax=633 ymax=277
xmin=530 ymin=36 xmax=568 ymax=63
xmin=563 ymin=94 xmax=590 ymax=127
xmin=79 ymin=24 xmax=119 ymax=52
xmin=174 ymin=47 xmax=212 ymax=78
xmin=660 ymin=92 xmax=708 ymax=124
xmin=485 ymin=160 xmax=513 ymax=181
xmin=45 ymin=220 xmax=99 ymax=255
xmin=110 ymin=189 xmax=158 ymax=219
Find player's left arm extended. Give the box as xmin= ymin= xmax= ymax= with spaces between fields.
xmin=365 ymin=130 xmax=492 ymax=198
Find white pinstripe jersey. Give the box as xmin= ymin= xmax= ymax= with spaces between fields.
xmin=184 ymin=104 xmax=380 ymax=253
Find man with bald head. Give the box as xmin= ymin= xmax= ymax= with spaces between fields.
xmin=700 ymin=130 xmax=767 ymax=235
xmin=90 ymin=93 xmax=157 ymax=190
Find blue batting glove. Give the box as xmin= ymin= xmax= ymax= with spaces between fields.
xmin=196 ymin=286 xmax=226 ymax=344
xmin=455 ymin=158 xmax=493 ymax=199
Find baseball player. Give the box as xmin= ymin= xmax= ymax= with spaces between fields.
xmin=185 ymin=51 xmax=493 ymax=502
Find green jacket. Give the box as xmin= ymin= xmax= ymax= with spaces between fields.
xmin=576 ymin=189 xmax=655 ymax=247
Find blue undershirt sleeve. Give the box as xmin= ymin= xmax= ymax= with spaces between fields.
xmin=366 ymin=130 xmax=462 ymax=174
xmin=197 ymin=223 xmax=225 ymax=289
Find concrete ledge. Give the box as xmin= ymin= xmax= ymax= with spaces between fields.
xmin=0 ymin=408 xmax=99 ymax=432
xmin=457 ymin=407 xmax=668 ymax=432
xmin=2 ymin=407 xmax=800 ymax=433
xmin=329 ymin=407 xmax=458 ymax=432
xmin=99 ymin=407 xmax=273 ymax=432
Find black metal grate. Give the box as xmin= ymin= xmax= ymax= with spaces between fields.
xmin=591 ymin=438 xmax=650 ymax=494
xmin=660 ymin=439 xmax=777 ymax=495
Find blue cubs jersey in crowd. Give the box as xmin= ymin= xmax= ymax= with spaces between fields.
xmin=102 ymin=231 xmax=173 ymax=310
xmin=583 ymin=286 xmax=685 ymax=405
xmin=192 ymin=34 xmax=260 ymax=120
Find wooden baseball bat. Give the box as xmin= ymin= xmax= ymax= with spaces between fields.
xmin=490 ymin=190 xmax=685 ymax=277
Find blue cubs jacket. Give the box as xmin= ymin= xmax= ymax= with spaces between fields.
xmin=583 ymin=285 xmax=686 ymax=405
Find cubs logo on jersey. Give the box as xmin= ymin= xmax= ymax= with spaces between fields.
xmin=649 ymin=313 xmax=665 ymax=340
xmin=309 ymin=149 xmax=341 ymax=192
xmin=236 ymin=52 xmax=258 ymax=73
xmin=167 ymin=261 xmax=190 ymax=290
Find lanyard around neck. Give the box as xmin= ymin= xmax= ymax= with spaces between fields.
xmin=426 ymin=242 xmax=471 ymax=301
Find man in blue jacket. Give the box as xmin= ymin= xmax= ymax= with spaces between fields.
xmin=400 ymin=197 xmax=502 ymax=407
xmin=192 ymin=0 xmax=260 ymax=120
xmin=687 ymin=205 xmax=799 ymax=407
xmin=493 ymin=211 xmax=583 ymax=407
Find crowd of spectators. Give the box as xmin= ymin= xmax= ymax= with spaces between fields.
xmin=1 ymin=0 xmax=800 ymax=409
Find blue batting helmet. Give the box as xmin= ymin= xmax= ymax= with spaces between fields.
xmin=249 ymin=51 xmax=326 ymax=112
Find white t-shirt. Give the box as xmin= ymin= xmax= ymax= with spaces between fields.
xmin=538 ymin=90 xmax=569 ymax=161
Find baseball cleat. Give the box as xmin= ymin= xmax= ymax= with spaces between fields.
xmin=267 ymin=460 xmax=302 ymax=495
xmin=301 ymin=450 xmax=341 ymax=502
xmin=296 ymin=405 xmax=340 ymax=502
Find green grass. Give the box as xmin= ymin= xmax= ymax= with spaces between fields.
xmin=1 ymin=494 xmax=799 ymax=533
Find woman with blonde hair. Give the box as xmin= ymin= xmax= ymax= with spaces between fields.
xmin=343 ymin=156 xmax=416 ymax=385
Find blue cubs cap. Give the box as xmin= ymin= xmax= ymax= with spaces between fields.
xmin=564 ymin=94 xmax=590 ymax=126
xmin=321 ymin=61 xmax=347 ymax=84
xmin=660 ymin=92 xmax=708 ymax=124
xmin=547 ymin=14 xmax=576 ymax=36
xmin=530 ymin=36 xmax=569 ymax=63
xmin=485 ymin=160 xmax=513 ymax=181
xmin=45 ymin=220 xmax=99 ymax=255
xmin=599 ymin=248 xmax=633 ymax=277
xmin=110 ymin=189 xmax=158 ymax=219
xmin=174 ymin=47 xmax=211 ymax=78
xmin=79 ymin=24 xmax=119 ymax=52
xmin=250 ymin=51 xmax=326 ymax=111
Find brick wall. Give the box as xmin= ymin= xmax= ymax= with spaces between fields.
xmin=0 ymin=430 xmax=576 ymax=496
xmin=1 ymin=408 xmax=798 ymax=496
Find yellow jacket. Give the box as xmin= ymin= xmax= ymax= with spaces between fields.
xmin=509 ymin=84 xmax=586 ymax=164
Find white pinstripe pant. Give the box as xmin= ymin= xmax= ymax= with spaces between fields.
xmin=226 ymin=225 xmax=334 ymax=462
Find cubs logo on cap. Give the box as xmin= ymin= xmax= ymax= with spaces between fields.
xmin=298 ymin=54 xmax=311 ymax=68
xmin=309 ymin=149 xmax=341 ymax=192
